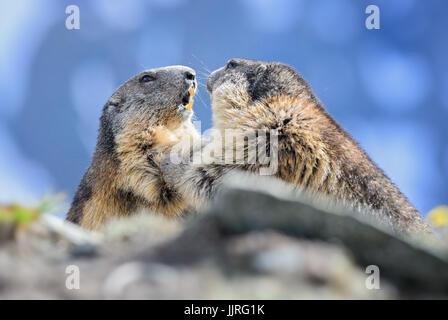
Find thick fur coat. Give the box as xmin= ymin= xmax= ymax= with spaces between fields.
xmin=67 ymin=66 xmax=199 ymax=230
xmin=172 ymin=58 xmax=431 ymax=234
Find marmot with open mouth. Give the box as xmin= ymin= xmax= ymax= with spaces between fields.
xmin=67 ymin=66 xmax=199 ymax=230
xmin=174 ymin=58 xmax=431 ymax=234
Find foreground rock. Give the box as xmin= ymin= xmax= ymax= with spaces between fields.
xmin=0 ymin=176 xmax=446 ymax=299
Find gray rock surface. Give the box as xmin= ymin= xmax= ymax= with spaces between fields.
xmin=0 ymin=175 xmax=446 ymax=299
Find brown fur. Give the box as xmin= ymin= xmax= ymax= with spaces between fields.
xmin=67 ymin=66 xmax=199 ymax=230
xmin=170 ymin=58 xmax=432 ymax=235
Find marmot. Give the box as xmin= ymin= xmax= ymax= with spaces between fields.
xmin=67 ymin=66 xmax=199 ymax=230
xmin=171 ymin=58 xmax=431 ymax=234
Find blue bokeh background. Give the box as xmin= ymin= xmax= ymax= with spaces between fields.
xmin=1 ymin=0 xmax=447 ymax=215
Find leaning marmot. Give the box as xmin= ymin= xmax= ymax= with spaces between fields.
xmin=67 ymin=66 xmax=199 ymax=230
xmin=172 ymin=58 xmax=431 ymax=234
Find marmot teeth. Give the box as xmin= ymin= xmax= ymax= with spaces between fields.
xmin=181 ymin=88 xmax=195 ymax=110
xmin=185 ymin=99 xmax=194 ymax=111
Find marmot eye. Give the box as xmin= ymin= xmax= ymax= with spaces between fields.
xmin=226 ymin=61 xmax=237 ymax=69
xmin=140 ymin=75 xmax=155 ymax=82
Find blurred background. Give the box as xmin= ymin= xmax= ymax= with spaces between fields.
xmin=0 ymin=0 xmax=447 ymax=216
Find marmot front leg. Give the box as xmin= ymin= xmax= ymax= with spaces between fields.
xmin=116 ymin=127 xmax=187 ymax=216
xmin=170 ymin=162 xmax=230 ymax=211
xmin=163 ymin=131 xmax=266 ymax=211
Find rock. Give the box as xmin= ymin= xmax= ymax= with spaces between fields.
xmin=211 ymin=174 xmax=448 ymax=296
xmin=0 ymin=174 xmax=446 ymax=299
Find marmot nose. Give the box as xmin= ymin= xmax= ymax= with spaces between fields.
xmin=185 ymin=71 xmax=195 ymax=81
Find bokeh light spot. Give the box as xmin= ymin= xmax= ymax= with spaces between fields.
xmin=359 ymin=47 xmax=431 ymax=112
xmin=94 ymin=0 xmax=147 ymax=31
xmin=242 ymin=0 xmax=303 ymax=33
xmin=70 ymin=60 xmax=116 ymax=153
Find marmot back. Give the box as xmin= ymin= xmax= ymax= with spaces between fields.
xmin=172 ymin=58 xmax=431 ymax=235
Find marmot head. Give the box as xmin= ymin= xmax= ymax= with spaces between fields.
xmin=98 ymin=66 xmax=197 ymax=154
xmin=207 ymin=58 xmax=313 ymax=127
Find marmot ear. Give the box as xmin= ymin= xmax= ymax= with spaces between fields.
xmin=108 ymin=92 xmax=122 ymax=107
xmin=105 ymin=92 xmax=123 ymax=113
xmin=248 ymin=64 xmax=269 ymax=101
